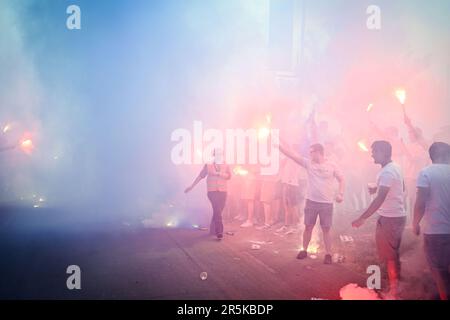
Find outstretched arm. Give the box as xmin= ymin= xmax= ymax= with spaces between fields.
xmin=352 ymin=186 xmax=389 ymax=227
xmin=404 ymin=114 xmax=428 ymax=151
xmin=278 ymin=144 xmax=308 ymax=168
xmin=185 ymin=165 xmax=207 ymax=193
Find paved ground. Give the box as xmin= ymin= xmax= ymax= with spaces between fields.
xmin=0 ymin=204 xmax=436 ymax=300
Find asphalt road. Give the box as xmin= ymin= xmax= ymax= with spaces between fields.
xmin=0 ymin=205 xmax=369 ymax=300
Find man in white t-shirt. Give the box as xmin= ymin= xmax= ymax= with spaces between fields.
xmin=352 ymin=141 xmax=406 ymax=299
xmin=279 ymin=143 xmax=344 ymax=265
xmin=413 ymin=142 xmax=450 ymax=300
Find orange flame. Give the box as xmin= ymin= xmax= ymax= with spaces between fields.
xmin=20 ymin=135 xmax=34 ymax=154
xmin=233 ymin=166 xmax=249 ymax=176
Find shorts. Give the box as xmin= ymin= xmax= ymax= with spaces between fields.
xmin=375 ymin=216 xmax=406 ymax=262
xmin=423 ymin=234 xmax=450 ymax=271
xmin=282 ymin=184 xmax=300 ymax=206
xmin=260 ymin=181 xmax=281 ymax=203
xmin=304 ymin=199 xmax=333 ymax=228
xmin=241 ymin=179 xmax=261 ymax=201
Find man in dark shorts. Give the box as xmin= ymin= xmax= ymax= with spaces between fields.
xmin=279 ymin=143 xmax=345 ymax=264
xmin=352 ymin=141 xmax=407 ymax=299
xmin=413 ymin=142 xmax=450 ymax=300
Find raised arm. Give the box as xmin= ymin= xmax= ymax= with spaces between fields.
xmin=278 ymin=144 xmax=308 ymax=168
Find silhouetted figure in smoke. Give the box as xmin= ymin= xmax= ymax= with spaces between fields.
xmin=184 ymin=149 xmax=231 ymax=240
xmin=352 ymin=141 xmax=406 ymax=300
xmin=0 ymin=144 xmax=17 ymax=153
xmin=413 ymin=142 xmax=450 ymax=300
xmin=403 ymin=114 xmax=430 ymax=216
xmin=278 ymin=142 xmax=345 ymax=265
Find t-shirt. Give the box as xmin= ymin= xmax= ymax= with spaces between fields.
xmin=376 ymin=162 xmax=406 ymax=218
xmin=302 ymin=158 xmax=343 ymax=204
xmin=416 ymin=164 xmax=450 ymax=234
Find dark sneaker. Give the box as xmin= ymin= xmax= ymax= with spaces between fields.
xmin=324 ymin=254 xmax=332 ymax=264
xmin=217 ymin=234 xmax=223 ymax=240
xmin=297 ymin=250 xmax=308 ymax=260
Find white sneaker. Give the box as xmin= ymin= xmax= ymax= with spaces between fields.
xmin=276 ymin=225 xmax=288 ymax=233
xmin=240 ymin=220 xmax=253 ymax=228
xmin=284 ymin=227 xmax=296 ymax=235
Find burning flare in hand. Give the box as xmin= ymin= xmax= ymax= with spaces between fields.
xmin=395 ymin=89 xmax=406 ymax=105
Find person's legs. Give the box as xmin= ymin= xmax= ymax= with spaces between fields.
xmin=263 ymin=202 xmax=271 ymax=226
xmin=303 ymin=224 xmax=314 ymax=251
xmin=286 ymin=185 xmax=300 ymax=228
xmin=271 ymin=199 xmax=280 ymax=225
xmin=376 ymin=216 xmax=406 ymax=298
xmin=303 ymin=200 xmax=319 ymax=251
xmin=282 ymin=184 xmax=289 ymax=226
xmin=424 ymin=234 xmax=450 ymax=300
xmin=276 ymin=184 xmax=290 ymax=232
xmin=321 ymin=227 xmax=332 ymax=255
xmin=297 ymin=180 xmax=307 ymax=230
xmin=430 ymin=268 xmax=449 ymax=300
xmin=207 ymin=192 xmax=218 ymax=235
xmin=318 ymin=204 xmax=333 ymax=255
xmin=241 ymin=200 xmax=254 ymax=227
xmin=386 ymin=260 xmax=400 ymax=297
xmin=247 ymin=200 xmax=254 ymax=222
xmin=213 ymin=192 xmax=227 ymax=236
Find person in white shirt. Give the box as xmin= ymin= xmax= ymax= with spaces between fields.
xmin=279 ymin=143 xmax=344 ymax=265
xmin=352 ymin=141 xmax=406 ymax=299
xmin=413 ymin=142 xmax=450 ymax=300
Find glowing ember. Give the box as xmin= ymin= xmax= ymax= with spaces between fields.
xmin=308 ymin=243 xmax=319 ymax=254
xmin=22 ymin=139 xmax=32 ymax=147
xmin=258 ymin=127 xmax=270 ymax=140
xmin=3 ymin=124 xmax=11 ymax=133
xmin=166 ymin=219 xmax=177 ymax=228
xmin=233 ymin=166 xmax=249 ymax=176
xmin=20 ymin=138 xmax=34 ymax=154
xmin=366 ymin=103 xmax=374 ymax=112
xmin=395 ymin=89 xmax=406 ymax=105
xmin=340 ymin=283 xmax=381 ymax=300
xmin=357 ymin=141 xmax=369 ymax=152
